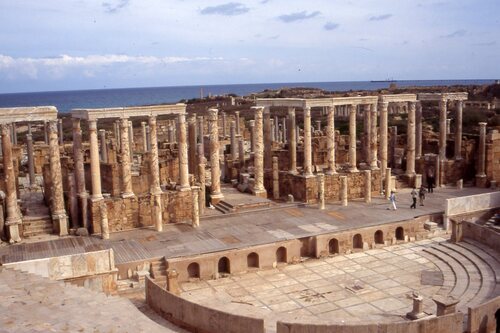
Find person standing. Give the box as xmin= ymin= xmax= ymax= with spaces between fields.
xmin=388 ymin=190 xmax=397 ymax=211
xmin=419 ymin=185 xmax=426 ymax=206
xmin=427 ymin=168 xmax=435 ymax=193
xmin=410 ymin=187 xmax=418 ymax=209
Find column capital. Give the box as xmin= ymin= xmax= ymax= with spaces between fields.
xmin=478 ymin=122 xmax=487 ymax=127
xmin=208 ymin=108 xmax=219 ymax=120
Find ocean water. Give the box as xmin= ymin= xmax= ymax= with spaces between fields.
xmin=0 ymin=80 xmax=494 ymax=114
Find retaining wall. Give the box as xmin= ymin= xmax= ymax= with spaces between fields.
xmin=468 ymin=295 xmax=500 ymax=333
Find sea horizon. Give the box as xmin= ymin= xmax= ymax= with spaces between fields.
xmin=0 ymin=78 xmax=495 ymax=114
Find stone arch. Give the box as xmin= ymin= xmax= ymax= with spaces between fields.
xmin=218 ymin=257 xmax=230 ymax=274
xmin=187 ymin=262 xmax=200 ymax=278
xmin=353 ymin=234 xmax=363 ymax=249
xmin=396 ymin=227 xmax=404 ymax=241
xmin=328 ymin=238 xmax=339 ymax=254
xmin=276 ymin=247 xmax=287 ymax=263
xmin=247 ymin=252 xmax=259 ymax=268
xmin=374 ymin=230 xmax=384 ymax=244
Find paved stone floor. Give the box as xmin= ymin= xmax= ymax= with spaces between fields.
xmin=177 ymin=237 xmax=451 ymax=330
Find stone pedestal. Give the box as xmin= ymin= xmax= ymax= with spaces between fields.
xmin=208 ymin=109 xmax=223 ymax=202
xmin=48 ymin=121 xmax=68 ymax=236
xmin=456 ymin=179 xmax=463 ymax=190
xmin=1 ymin=124 xmax=21 ymax=243
xmin=167 ymin=269 xmax=180 ymax=295
xmin=303 ymin=107 xmax=313 ymax=176
xmin=415 ymin=174 xmax=422 ymax=189
xmin=364 ymin=170 xmax=371 ymax=203
xmin=450 ymin=219 xmax=463 ymax=243
xmin=317 ymin=174 xmax=325 ymax=209
xmin=433 ymin=295 xmax=459 ymax=316
xmin=340 ymin=176 xmax=348 ymax=206
xmin=406 ymin=292 xmax=426 ymax=320
xmin=253 ymin=107 xmax=267 ymax=198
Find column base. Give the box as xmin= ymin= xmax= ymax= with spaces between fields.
xmin=211 ymin=192 xmax=224 ymax=205
xmin=177 ymin=185 xmax=192 ymax=192
xmin=253 ymin=189 xmax=268 ymax=198
xmin=348 ymin=168 xmax=359 ymax=173
xmin=475 ymin=174 xmax=487 ymax=188
xmin=325 ymin=169 xmax=337 ymax=175
xmin=6 ymin=219 xmax=22 ymax=243
xmin=52 ymin=212 xmax=69 ymax=236
xmin=121 ymin=192 xmax=136 ymax=199
xmin=90 ymin=194 xmax=104 ymax=202
xmin=302 ymin=172 xmax=315 ymax=178
xmin=288 ymin=169 xmax=298 ymax=175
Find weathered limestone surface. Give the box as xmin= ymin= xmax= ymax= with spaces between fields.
xmin=253 ymin=107 xmax=267 ymax=197
xmin=208 ymin=109 xmax=223 ymax=202
xmin=48 ymin=121 xmax=68 ymax=236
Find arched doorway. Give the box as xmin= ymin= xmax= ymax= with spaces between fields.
xmin=276 ymin=247 xmax=287 ymax=263
xmin=353 ymin=234 xmax=363 ymax=249
xmin=247 ymin=252 xmax=259 ymax=268
xmin=329 ymin=238 xmax=339 ymax=254
xmin=187 ymin=262 xmax=200 ymax=278
xmin=218 ymin=257 xmax=230 ymax=274
xmin=396 ymin=227 xmax=404 ymax=241
xmin=374 ymin=230 xmax=384 ymax=244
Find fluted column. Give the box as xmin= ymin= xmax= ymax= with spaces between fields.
xmin=370 ymin=103 xmax=378 ymax=169
xmin=120 ymin=118 xmax=134 ymax=197
xmin=1 ymin=124 xmax=21 ymax=242
xmin=454 ymin=100 xmax=463 ymax=160
xmin=26 ymin=133 xmax=36 ymax=186
xmin=208 ymin=109 xmax=223 ymax=201
xmin=325 ymin=106 xmax=336 ymax=174
xmin=72 ymin=119 xmax=89 ymax=229
xmin=303 ymin=106 xmax=313 ymax=176
xmin=416 ymin=102 xmax=423 ymax=159
xmin=348 ymin=104 xmax=358 ymax=172
xmin=263 ymin=107 xmax=272 ymax=170
xmin=48 ymin=120 xmax=68 ymax=236
xmin=288 ymin=108 xmax=297 ymax=174
xmin=88 ymin=120 xmax=103 ymax=201
xmin=439 ymin=98 xmax=447 ymax=160
xmin=476 ymin=122 xmax=487 ymax=177
xmin=379 ymin=100 xmax=389 ymax=174
xmin=253 ymin=106 xmax=267 ymax=197
xmin=188 ymin=114 xmax=197 ymax=175
xmin=178 ymin=113 xmax=190 ymax=190
xmin=406 ymin=102 xmax=416 ymax=176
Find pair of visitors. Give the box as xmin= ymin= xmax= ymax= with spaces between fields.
xmin=410 ymin=188 xmax=418 ymax=209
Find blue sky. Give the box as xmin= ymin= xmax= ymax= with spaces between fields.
xmin=0 ymin=0 xmax=499 ymax=93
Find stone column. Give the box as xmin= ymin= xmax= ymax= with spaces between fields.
xmin=114 ymin=120 xmax=121 ymax=151
xmin=454 ymin=100 xmax=463 ymax=160
xmin=120 ymin=118 xmax=134 ymax=197
xmin=379 ymin=101 xmax=389 ymax=174
xmin=348 ymin=104 xmax=358 ymax=172
xmin=253 ymin=107 xmax=267 ymax=197
xmin=318 ymin=173 xmax=325 ymax=210
xmin=272 ymin=156 xmax=279 ymax=200
xmin=406 ymin=102 xmax=416 ymax=176
xmin=315 ymin=120 xmax=321 ymax=133
xmin=303 ymin=106 xmax=313 ymax=176
xmin=99 ymin=200 xmax=110 ymax=240
xmin=141 ymin=121 xmax=148 ymax=152
xmin=282 ymin=117 xmax=287 ymax=143
xmin=188 ymin=114 xmax=197 ymax=175
xmin=264 ymin=107 xmax=272 ymax=170
xmin=446 ymin=119 xmax=451 ymax=135
xmin=208 ymin=109 xmax=223 ymax=201
xmin=238 ymin=139 xmax=245 ymax=168
xmin=198 ymin=155 xmax=206 ymax=215
xmin=73 ymin=119 xmax=89 ymax=229
xmin=249 ymin=120 xmax=255 ymax=153
xmin=1 ymin=124 xmax=21 ymax=242
xmin=68 ymin=173 xmax=78 ymax=230
xmin=222 ymin=112 xmax=227 ymax=138
xmin=99 ymin=129 xmax=108 ymax=163
xmin=275 ymin=115 xmax=280 ymax=141
xmin=363 ymin=105 xmax=371 ymax=163
xmin=58 ymin=120 xmax=63 ymax=145
xmin=167 ymin=125 xmax=174 ymax=143
xmin=197 ymin=116 xmax=205 ymax=157
xmin=385 ymin=168 xmax=392 ymax=199
xmin=88 ymin=120 xmax=103 ymax=201
xmin=11 ymin=123 xmax=17 ymax=145
xmin=364 ymin=170 xmax=372 ymax=203
xmin=391 ymin=126 xmax=398 ymax=168
xmin=439 ymin=98 xmax=447 ymax=160
xmin=48 ymin=121 xmax=68 ymax=236
xmin=129 ymin=121 xmax=134 ymax=148
xmin=476 ymin=122 xmax=487 ymax=179
xmin=235 ymin=111 xmax=241 ymax=135
xmin=178 ymin=113 xmax=190 ymax=190
xmin=230 ymin=120 xmax=237 ymax=159
xmin=288 ymin=108 xmax=297 ymax=174
xmin=191 ymin=186 xmax=200 ymax=228
xmin=416 ymin=102 xmax=423 ymax=159
xmin=340 ymin=175 xmax=348 ymax=207
xmin=26 ymin=133 xmax=36 ymax=186
xmin=271 ymin=119 xmax=276 ymax=142
xmin=146 ymin=126 xmax=151 ymax=152
xmin=149 ymin=116 xmax=162 ymax=195
xmin=370 ymin=103 xmax=378 ymax=169
xmin=325 ymin=106 xmax=336 ymax=174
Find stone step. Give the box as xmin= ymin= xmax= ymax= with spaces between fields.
xmin=458 ymin=240 xmax=500 ymax=282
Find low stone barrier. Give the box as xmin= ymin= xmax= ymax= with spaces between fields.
xmin=468 ymin=295 xmax=500 ymax=333
xmin=445 ymin=191 xmax=500 ymax=230
xmin=276 ymin=312 xmax=464 ymax=333
xmin=145 ymin=276 xmax=265 ymax=333
xmin=462 ymin=220 xmax=500 ymax=253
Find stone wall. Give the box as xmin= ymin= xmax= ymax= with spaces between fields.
xmin=146 ymin=277 xmax=265 ymax=333
xmin=485 ymin=129 xmax=500 ymax=185
xmin=462 ymin=220 xmax=500 ymax=253
xmin=468 ymin=295 xmax=500 ymax=333
xmin=3 ymin=249 xmax=118 ymax=295
xmin=276 ymin=313 xmax=464 ymax=333
xmin=446 ymin=191 xmax=500 ymax=218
